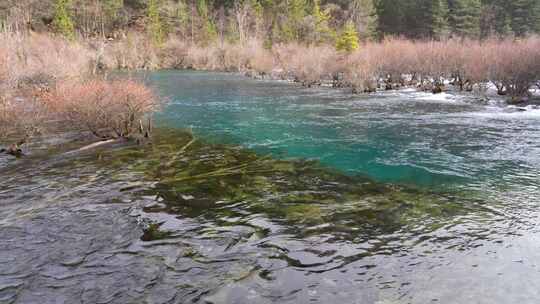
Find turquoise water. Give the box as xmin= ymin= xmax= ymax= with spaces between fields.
xmin=151 ymin=70 xmax=540 ymax=191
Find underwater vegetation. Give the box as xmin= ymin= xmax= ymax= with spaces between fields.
xmin=90 ymin=128 xmax=492 ymax=243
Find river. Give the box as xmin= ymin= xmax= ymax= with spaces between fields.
xmin=1 ymin=71 xmax=539 ymax=303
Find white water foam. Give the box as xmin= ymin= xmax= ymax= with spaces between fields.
xmin=469 ymin=105 xmax=540 ymax=119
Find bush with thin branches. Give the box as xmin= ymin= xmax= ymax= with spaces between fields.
xmin=0 ymin=32 xmax=161 ymax=148
xmin=42 ymin=79 xmax=159 ymax=139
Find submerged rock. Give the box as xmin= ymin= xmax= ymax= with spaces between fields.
xmin=432 ymin=84 xmax=444 ymax=94
xmin=0 ymin=143 xmax=24 ymax=157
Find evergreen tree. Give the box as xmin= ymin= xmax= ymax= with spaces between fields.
xmin=103 ymin=0 xmax=123 ymax=21
xmin=479 ymin=0 xmax=510 ymax=37
xmin=509 ymin=0 xmax=539 ymax=37
xmin=197 ymin=0 xmax=217 ymax=44
xmin=282 ymin=0 xmax=308 ymax=41
xmin=408 ymin=0 xmax=449 ymax=39
xmin=448 ymin=0 xmax=482 ymax=38
xmin=535 ymin=0 xmax=540 ymax=33
xmin=349 ymin=0 xmax=377 ymax=40
xmin=432 ymin=0 xmax=450 ymax=39
xmin=336 ymin=21 xmax=359 ymax=52
xmin=312 ymin=0 xmax=334 ymax=43
xmin=53 ymin=0 xmax=75 ymax=39
xmin=7 ymin=0 xmax=540 ymax=42
xmin=148 ymin=0 xmax=165 ymax=45
xmin=375 ymin=0 xmax=406 ymax=37
xmin=176 ymin=0 xmax=190 ymax=36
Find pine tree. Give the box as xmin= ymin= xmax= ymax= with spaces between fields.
xmin=197 ymin=0 xmax=217 ymax=44
xmin=535 ymin=0 xmax=540 ymax=33
xmin=509 ymin=0 xmax=539 ymax=37
xmin=282 ymin=0 xmax=308 ymax=41
xmin=479 ymin=0 xmax=510 ymax=37
xmin=375 ymin=0 xmax=406 ymax=37
xmin=408 ymin=0 xmax=448 ymax=39
xmin=148 ymin=0 xmax=165 ymax=45
xmin=312 ymin=0 xmax=334 ymax=44
xmin=336 ymin=21 xmax=360 ymax=52
xmin=448 ymin=0 xmax=481 ymax=38
xmin=349 ymin=0 xmax=377 ymax=40
xmin=103 ymin=0 xmax=123 ymax=20
xmin=176 ymin=0 xmax=190 ymax=37
xmin=432 ymin=0 xmax=449 ymax=39
xmin=53 ymin=0 xmax=75 ymax=39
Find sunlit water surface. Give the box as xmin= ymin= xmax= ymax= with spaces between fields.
xmin=1 ymin=71 xmax=539 ymax=304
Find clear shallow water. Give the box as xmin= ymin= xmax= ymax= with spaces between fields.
xmin=152 ymin=71 xmax=540 ymax=191
xmin=1 ymin=71 xmax=540 ymax=304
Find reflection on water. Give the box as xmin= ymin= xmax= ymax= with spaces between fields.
xmin=1 ymin=71 xmax=540 ymax=304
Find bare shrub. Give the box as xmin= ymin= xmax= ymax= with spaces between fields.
xmin=0 ymin=32 xmax=164 ymax=148
xmin=244 ymin=40 xmax=274 ymax=73
xmin=217 ymin=40 xmax=263 ymax=72
xmin=485 ymin=37 xmax=540 ymax=101
xmin=0 ymin=95 xmax=46 ymax=141
xmin=90 ymin=32 xmax=540 ymax=104
xmin=274 ymin=44 xmax=336 ymax=85
xmin=273 ymin=43 xmax=301 ymax=78
xmin=0 ymin=97 xmax=19 ymax=139
xmin=0 ymin=47 xmax=8 ymax=86
xmin=171 ymin=39 xmax=274 ymax=72
xmin=128 ymin=34 xmax=540 ymax=102
xmin=0 ymin=32 xmax=94 ymax=142
xmin=0 ymin=33 xmax=93 ymax=84
xmin=6 ymin=31 xmax=539 ymax=109
xmin=184 ymin=45 xmax=214 ymax=70
xmin=42 ymin=79 xmax=160 ymax=139
xmin=103 ymin=33 xmax=159 ymax=70
xmin=377 ymin=38 xmax=417 ymax=86
xmin=160 ymin=38 xmax=189 ymax=69
xmin=342 ymin=49 xmax=377 ymax=92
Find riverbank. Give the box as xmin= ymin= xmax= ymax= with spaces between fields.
xmin=98 ymin=34 xmax=540 ymax=103
xmin=0 ymin=32 xmax=161 ymax=154
xmin=2 ymin=31 xmax=540 ymax=155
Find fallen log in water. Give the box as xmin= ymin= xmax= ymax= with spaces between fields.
xmin=62 ymin=138 xmax=125 ymax=156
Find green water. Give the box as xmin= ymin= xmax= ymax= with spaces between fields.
xmin=151 ymin=71 xmax=540 ymax=191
